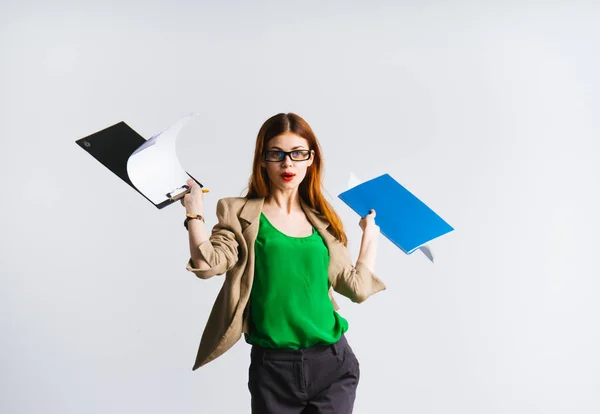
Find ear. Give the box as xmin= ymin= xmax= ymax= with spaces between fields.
xmin=307 ymin=150 xmax=315 ymax=167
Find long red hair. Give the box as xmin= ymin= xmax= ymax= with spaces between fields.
xmin=245 ymin=113 xmax=348 ymax=246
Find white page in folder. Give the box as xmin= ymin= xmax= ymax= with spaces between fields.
xmin=126 ymin=113 xmax=199 ymax=205
xmin=346 ymin=172 xmax=435 ymax=263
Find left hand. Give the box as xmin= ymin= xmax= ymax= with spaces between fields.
xmin=359 ymin=209 xmax=379 ymax=235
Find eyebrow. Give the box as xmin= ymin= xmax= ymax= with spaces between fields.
xmin=268 ymin=145 xmax=307 ymax=150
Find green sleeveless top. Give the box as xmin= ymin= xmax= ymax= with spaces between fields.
xmin=245 ymin=212 xmax=348 ymax=348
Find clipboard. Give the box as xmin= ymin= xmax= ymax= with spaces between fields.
xmin=338 ymin=173 xmax=454 ymax=260
xmin=75 ymin=113 xmax=203 ymax=209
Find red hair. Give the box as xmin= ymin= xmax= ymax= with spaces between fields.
xmin=245 ymin=113 xmax=348 ymax=246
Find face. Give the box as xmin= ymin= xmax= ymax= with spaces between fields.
xmin=261 ymin=132 xmax=315 ymax=191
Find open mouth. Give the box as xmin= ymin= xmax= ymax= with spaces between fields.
xmin=281 ymin=173 xmax=296 ymax=181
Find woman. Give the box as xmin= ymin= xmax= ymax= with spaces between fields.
xmin=181 ymin=113 xmax=386 ymax=413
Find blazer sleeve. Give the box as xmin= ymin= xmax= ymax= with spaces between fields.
xmin=330 ymin=240 xmax=386 ymax=303
xmin=186 ymin=198 xmax=240 ymax=279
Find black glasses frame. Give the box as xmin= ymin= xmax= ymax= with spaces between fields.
xmin=262 ymin=149 xmax=312 ymax=162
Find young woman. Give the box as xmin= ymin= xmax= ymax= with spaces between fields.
xmin=181 ymin=112 xmax=386 ymax=413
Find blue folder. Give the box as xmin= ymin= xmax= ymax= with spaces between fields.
xmin=338 ymin=174 xmax=454 ymax=255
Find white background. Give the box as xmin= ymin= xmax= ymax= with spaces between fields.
xmin=1 ymin=1 xmax=599 ymax=413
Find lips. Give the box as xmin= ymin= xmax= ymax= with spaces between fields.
xmin=281 ymin=172 xmax=295 ymax=181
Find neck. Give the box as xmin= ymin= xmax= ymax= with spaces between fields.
xmin=265 ymin=189 xmax=303 ymax=215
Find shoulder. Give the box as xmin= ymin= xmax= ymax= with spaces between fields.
xmin=214 ymin=197 xmax=251 ymax=218
xmin=216 ymin=197 xmax=247 ymax=210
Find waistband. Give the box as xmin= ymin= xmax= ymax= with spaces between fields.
xmin=251 ymin=334 xmax=348 ymax=362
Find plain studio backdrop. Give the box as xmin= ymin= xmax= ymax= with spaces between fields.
xmin=1 ymin=1 xmax=599 ymax=413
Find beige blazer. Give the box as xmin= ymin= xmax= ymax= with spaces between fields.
xmin=185 ymin=196 xmax=386 ymax=370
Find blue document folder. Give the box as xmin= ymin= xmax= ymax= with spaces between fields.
xmin=338 ymin=174 xmax=454 ymax=255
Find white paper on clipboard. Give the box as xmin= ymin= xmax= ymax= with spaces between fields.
xmin=126 ymin=113 xmax=199 ymax=205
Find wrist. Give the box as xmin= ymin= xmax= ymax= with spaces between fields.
xmin=186 ymin=210 xmax=203 ymax=216
xmin=361 ymin=228 xmax=379 ymax=241
xmin=184 ymin=213 xmax=205 ymax=230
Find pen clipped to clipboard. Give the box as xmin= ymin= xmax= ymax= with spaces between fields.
xmin=166 ymin=183 xmax=210 ymax=202
xmin=75 ymin=113 xmax=208 ymax=209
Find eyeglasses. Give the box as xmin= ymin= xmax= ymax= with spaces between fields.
xmin=262 ymin=150 xmax=312 ymax=162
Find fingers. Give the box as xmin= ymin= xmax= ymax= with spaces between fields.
xmin=180 ymin=194 xmax=188 ymax=207
xmin=363 ymin=209 xmax=376 ymax=219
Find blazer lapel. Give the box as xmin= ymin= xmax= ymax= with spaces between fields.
xmin=299 ymin=198 xmax=331 ymax=232
xmin=238 ymin=197 xmax=263 ymax=282
xmin=239 ymin=197 xmax=264 ymax=233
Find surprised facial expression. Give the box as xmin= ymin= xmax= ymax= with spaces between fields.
xmin=262 ymin=132 xmax=315 ymax=191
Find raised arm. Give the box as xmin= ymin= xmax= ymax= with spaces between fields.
xmin=331 ymin=209 xmax=386 ymax=303
xmin=182 ymin=179 xmax=239 ymax=279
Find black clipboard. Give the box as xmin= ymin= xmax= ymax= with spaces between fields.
xmin=75 ymin=116 xmax=203 ymax=209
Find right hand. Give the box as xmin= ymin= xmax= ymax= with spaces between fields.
xmin=181 ymin=178 xmax=204 ymax=214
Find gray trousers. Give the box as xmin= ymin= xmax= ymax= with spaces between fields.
xmin=248 ymin=335 xmax=360 ymax=414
